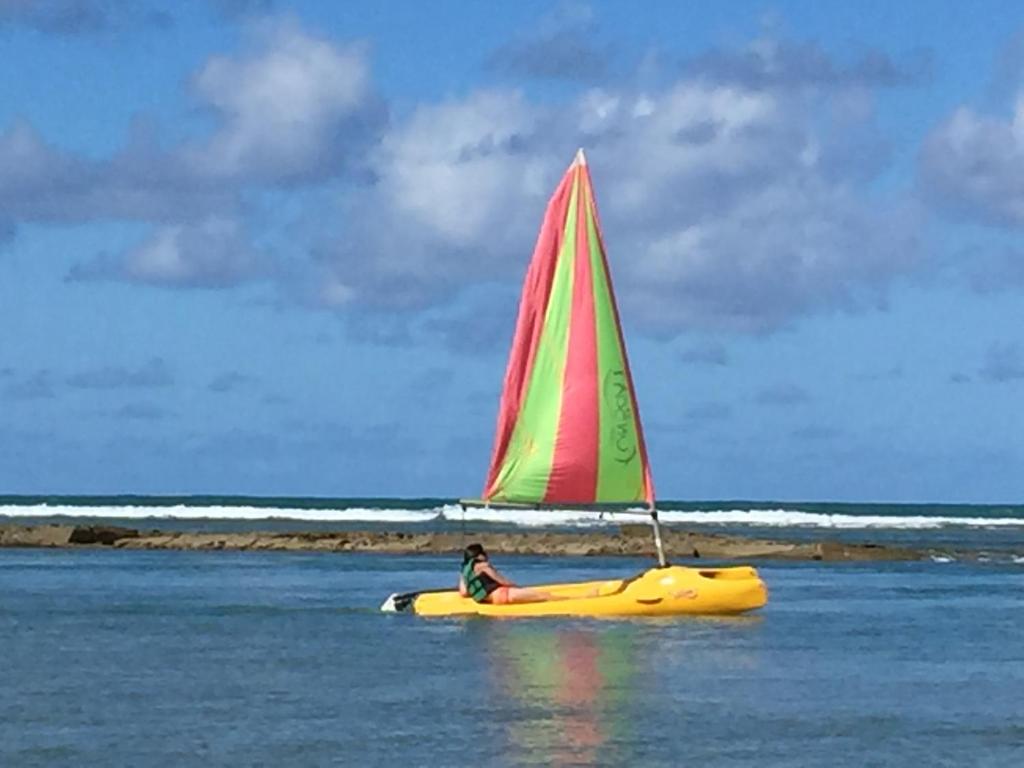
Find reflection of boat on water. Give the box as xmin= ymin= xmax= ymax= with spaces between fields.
xmin=486 ymin=625 xmax=636 ymax=766
xmin=382 ymin=151 xmax=768 ymax=618
xmin=481 ymin=618 xmax=766 ymax=764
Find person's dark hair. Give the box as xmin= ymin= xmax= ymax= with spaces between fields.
xmin=463 ymin=543 xmax=487 ymax=564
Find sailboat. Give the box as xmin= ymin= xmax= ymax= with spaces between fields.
xmin=382 ymin=150 xmax=767 ymax=617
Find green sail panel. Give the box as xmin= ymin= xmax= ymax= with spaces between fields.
xmin=586 ymin=185 xmax=648 ymax=502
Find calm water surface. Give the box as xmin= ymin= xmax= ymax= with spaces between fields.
xmin=2 ymin=550 xmax=1022 ymax=767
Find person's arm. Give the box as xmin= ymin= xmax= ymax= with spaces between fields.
xmin=458 ymin=573 xmax=468 ymax=596
xmin=480 ymin=561 xmax=515 ymax=587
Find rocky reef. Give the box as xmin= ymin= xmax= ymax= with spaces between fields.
xmin=0 ymin=522 xmax=926 ymax=561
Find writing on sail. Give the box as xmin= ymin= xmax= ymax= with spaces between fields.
xmin=602 ymin=370 xmax=637 ymax=465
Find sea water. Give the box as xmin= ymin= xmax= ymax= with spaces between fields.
xmin=2 ymin=549 xmax=1022 ymax=767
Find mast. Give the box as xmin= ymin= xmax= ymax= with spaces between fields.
xmin=650 ymin=504 xmax=667 ymax=567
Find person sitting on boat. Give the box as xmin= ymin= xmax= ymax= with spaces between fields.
xmin=459 ymin=543 xmax=558 ymax=605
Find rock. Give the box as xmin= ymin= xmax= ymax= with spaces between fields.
xmin=0 ymin=524 xmax=75 ymax=547
xmin=68 ymin=525 xmax=139 ymax=545
xmin=619 ymin=524 xmax=652 ymax=538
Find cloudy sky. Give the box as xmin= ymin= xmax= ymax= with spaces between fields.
xmin=3 ymin=0 xmax=1024 ymax=502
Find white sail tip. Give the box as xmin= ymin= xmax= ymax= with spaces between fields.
xmin=574 ymin=147 xmax=587 ymax=166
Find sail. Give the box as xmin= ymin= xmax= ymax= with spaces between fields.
xmin=483 ymin=150 xmax=655 ymax=506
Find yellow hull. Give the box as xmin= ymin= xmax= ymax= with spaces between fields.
xmin=409 ymin=565 xmax=768 ymax=618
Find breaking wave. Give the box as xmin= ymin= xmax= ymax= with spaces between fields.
xmin=0 ymin=504 xmax=440 ymax=523
xmin=2 ymin=502 xmax=1023 ymax=529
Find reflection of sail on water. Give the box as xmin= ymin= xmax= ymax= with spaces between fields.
xmin=483 ymin=150 xmax=654 ymax=509
xmin=486 ymin=625 xmax=638 ymax=766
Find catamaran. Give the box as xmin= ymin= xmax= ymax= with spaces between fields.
xmin=382 ymin=150 xmax=767 ymax=617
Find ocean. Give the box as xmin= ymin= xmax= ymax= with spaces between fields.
xmin=2 ymin=497 xmax=1023 ymax=766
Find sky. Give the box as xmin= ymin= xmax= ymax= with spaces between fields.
xmin=2 ymin=0 xmax=1024 ymax=502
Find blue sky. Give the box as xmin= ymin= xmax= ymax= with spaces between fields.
xmin=2 ymin=0 xmax=1024 ymax=502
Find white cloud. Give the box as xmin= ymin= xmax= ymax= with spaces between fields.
xmin=2 ymin=17 xmax=379 ymax=232
xmin=980 ymin=342 xmax=1024 ymax=382
xmin=0 ymin=0 xmax=170 ymax=35
xmin=487 ymin=1 xmax=610 ymax=83
xmin=183 ymin=19 xmax=377 ymax=182
xmin=316 ymin=90 xmax=558 ymax=309
xmin=0 ymin=20 xmax=921 ymax=334
xmin=67 ymin=357 xmax=174 ymax=389
xmin=0 ymin=118 xmax=239 ymax=223
xmin=70 ymin=217 xmax=267 ymax=288
xmin=377 ymin=91 xmax=548 ymax=245
xmin=919 ymin=94 xmax=1024 ymax=226
xmin=683 ymin=37 xmax=930 ymax=91
xmin=317 ymin=67 xmax=919 ymax=334
xmin=0 ymin=119 xmax=93 ymax=202
xmin=679 ymin=341 xmax=729 ymax=366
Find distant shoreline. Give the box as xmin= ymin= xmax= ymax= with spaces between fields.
xmin=0 ymin=523 xmax=933 ymax=562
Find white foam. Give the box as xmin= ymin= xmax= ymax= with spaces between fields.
xmin=2 ymin=503 xmax=1023 ymax=530
xmin=450 ymin=506 xmax=1024 ymax=529
xmin=0 ymin=504 xmax=441 ymax=523
xmin=653 ymin=508 xmax=1024 ymax=530
xmin=442 ymin=504 xmax=637 ymax=527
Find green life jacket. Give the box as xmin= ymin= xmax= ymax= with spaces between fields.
xmin=461 ymin=559 xmax=494 ymax=603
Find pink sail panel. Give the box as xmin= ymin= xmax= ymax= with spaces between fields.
xmin=543 ymin=167 xmax=599 ymax=502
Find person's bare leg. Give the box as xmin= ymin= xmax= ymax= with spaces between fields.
xmin=504 ymin=586 xmax=561 ymax=603
xmin=491 ymin=585 xmax=604 ymax=604
xmin=503 ymin=586 xmax=603 ymax=603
